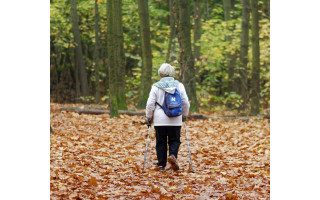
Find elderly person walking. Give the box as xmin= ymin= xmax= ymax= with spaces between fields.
xmin=146 ymin=63 xmax=190 ymax=171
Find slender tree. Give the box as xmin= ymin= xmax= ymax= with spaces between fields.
xmin=193 ymin=0 xmax=202 ymax=61
xmin=202 ymin=0 xmax=209 ymax=20
xmin=107 ymin=0 xmax=118 ymax=117
xmin=250 ymin=0 xmax=260 ymax=115
xmin=166 ymin=0 xmax=176 ymax=63
xmin=94 ymin=0 xmax=101 ymax=104
xmin=51 ymin=39 xmax=60 ymax=102
xmin=70 ymin=0 xmax=89 ymax=96
xmin=137 ymin=0 xmax=153 ymax=109
xmin=114 ymin=0 xmax=127 ymax=110
xmin=239 ymin=0 xmax=250 ymax=109
xmin=223 ymin=0 xmax=237 ymax=94
xmin=177 ymin=0 xmax=199 ymax=112
xmin=74 ymin=56 xmax=80 ymax=102
xmin=101 ymin=26 xmax=109 ymax=97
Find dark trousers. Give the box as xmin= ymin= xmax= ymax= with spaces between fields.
xmin=154 ymin=126 xmax=181 ymax=167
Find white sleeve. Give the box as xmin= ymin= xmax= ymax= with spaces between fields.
xmin=179 ymin=83 xmax=190 ymax=117
xmin=146 ymin=86 xmax=157 ymax=118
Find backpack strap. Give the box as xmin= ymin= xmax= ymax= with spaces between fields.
xmin=156 ymin=102 xmax=163 ymax=109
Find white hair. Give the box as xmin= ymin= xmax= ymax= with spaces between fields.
xmin=158 ymin=63 xmax=175 ymax=77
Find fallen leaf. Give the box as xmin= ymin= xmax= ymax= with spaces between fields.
xmin=88 ymin=176 xmax=98 ymax=187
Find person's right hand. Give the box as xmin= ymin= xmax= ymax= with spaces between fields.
xmin=146 ymin=116 xmax=152 ymax=127
xmin=182 ymin=116 xmax=187 ymax=122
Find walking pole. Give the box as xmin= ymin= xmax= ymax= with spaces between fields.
xmin=142 ymin=123 xmax=151 ymax=173
xmin=184 ymin=122 xmax=195 ymax=173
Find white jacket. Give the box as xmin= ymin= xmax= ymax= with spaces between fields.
xmin=146 ymin=83 xmax=190 ymax=126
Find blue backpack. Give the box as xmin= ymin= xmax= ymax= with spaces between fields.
xmin=156 ymin=88 xmax=182 ymax=117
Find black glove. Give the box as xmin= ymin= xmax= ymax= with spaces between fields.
xmin=182 ymin=116 xmax=187 ymax=122
xmin=146 ymin=116 xmax=152 ymax=127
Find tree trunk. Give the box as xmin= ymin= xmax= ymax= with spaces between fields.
xmin=193 ymin=0 xmax=201 ymax=61
xmin=52 ymin=54 xmax=60 ymax=103
xmin=223 ymin=0 xmax=236 ymax=94
xmin=107 ymin=0 xmax=127 ymax=117
xmin=114 ymin=0 xmax=127 ymax=110
xmin=137 ymin=0 xmax=153 ymax=109
xmin=107 ymin=0 xmax=119 ymax=117
xmin=177 ymin=0 xmax=199 ymax=112
xmin=239 ymin=0 xmax=250 ymax=109
xmin=70 ymin=0 xmax=89 ymax=96
xmin=171 ymin=0 xmax=179 ymax=62
xmin=262 ymin=0 xmax=270 ymax=19
xmin=94 ymin=0 xmax=101 ymax=104
xmin=250 ymin=0 xmax=260 ymax=115
xmin=103 ymin=54 xmax=109 ymax=98
xmin=74 ymin=55 xmax=80 ymax=103
xmin=102 ymin=36 xmax=109 ymax=97
xmin=200 ymin=0 xmax=209 ymax=21
xmin=204 ymin=0 xmax=209 ymax=20
xmin=166 ymin=0 xmax=176 ymax=63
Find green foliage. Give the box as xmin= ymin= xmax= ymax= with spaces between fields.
xmin=123 ymin=0 xmax=171 ymax=104
xmin=125 ymin=67 xmax=141 ymax=102
xmin=195 ymin=7 xmax=270 ymax=111
xmin=50 ymin=0 xmax=270 ymax=112
xmin=196 ymin=17 xmax=239 ymax=110
xmin=123 ymin=0 xmax=140 ymax=56
xmin=79 ymin=96 xmax=95 ymax=103
xmin=50 ymin=0 xmax=74 ymax=53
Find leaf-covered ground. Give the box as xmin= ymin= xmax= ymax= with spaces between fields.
xmin=50 ymin=103 xmax=270 ymax=199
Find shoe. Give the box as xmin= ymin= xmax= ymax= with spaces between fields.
xmin=158 ymin=166 xmax=165 ymax=171
xmin=168 ymin=155 xmax=179 ymax=170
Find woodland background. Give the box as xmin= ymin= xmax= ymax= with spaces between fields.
xmin=50 ymin=0 xmax=270 ymax=116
